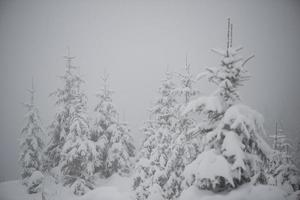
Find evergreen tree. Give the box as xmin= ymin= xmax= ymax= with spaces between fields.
xmin=92 ymin=73 xmax=135 ymax=178
xmin=151 ymin=70 xmax=178 ymax=127
xmin=92 ymin=73 xmax=116 ymax=175
xmin=19 ymin=79 xmax=44 ymax=186
xmin=45 ymin=52 xmax=82 ymax=170
xmin=44 ymin=52 xmax=97 ymax=195
xmin=134 ymin=71 xmax=178 ymax=200
xmin=105 ymin=121 xmax=135 ymax=176
xmin=163 ymin=140 xmax=185 ymax=200
xmin=182 ymin=19 xmax=271 ymax=192
xmin=60 ymin=78 xmax=97 ymax=195
xmin=267 ymin=128 xmax=300 ymax=192
xmin=163 ymin=59 xmax=201 ymax=200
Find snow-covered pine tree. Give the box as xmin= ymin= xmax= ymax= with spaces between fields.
xmin=267 ymin=126 xmax=300 ymax=192
xmin=45 ymin=52 xmax=82 ymax=170
xmin=150 ymin=70 xmax=178 ymax=128
xmin=267 ymin=123 xmax=286 ymax=178
xmin=44 ymin=52 xmax=97 ymax=195
xmin=92 ymin=72 xmax=135 ymax=178
xmin=91 ymin=73 xmax=116 ymax=175
xmin=163 ymin=138 xmax=185 ymax=200
xmin=60 ymin=76 xmax=97 ymax=195
xmin=163 ymin=58 xmax=201 ymax=200
xmin=134 ymin=70 xmax=178 ymax=200
xmin=183 ymin=19 xmax=272 ymax=192
xmin=19 ymin=79 xmax=44 ymax=189
xmin=106 ymin=121 xmax=135 ymax=176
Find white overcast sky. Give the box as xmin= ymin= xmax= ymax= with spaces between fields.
xmin=0 ymin=0 xmax=300 ymax=181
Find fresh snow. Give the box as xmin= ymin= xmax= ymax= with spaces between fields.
xmin=183 ymin=149 xmax=234 ymax=186
xmin=1 ymin=177 xmax=299 ymax=200
xmin=183 ymin=94 xmax=224 ymax=115
xmin=81 ymin=187 xmax=131 ymax=200
xmin=0 ymin=174 xmax=132 ymax=200
xmin=0 ymin=180 xmax=41 ymax=200
xmin=221 ymin=130 xmax=246 ymax=170
xmin=223 ymin=104 xmax=265 ymax=138
xmin=179 ymin=184 xmax=297 ymax=200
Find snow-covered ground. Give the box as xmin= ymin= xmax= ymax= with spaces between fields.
xmin=0 ymin=175 xmax=133 ymax=200
xmin=0 ymin=175 xmax=299 ymax=200
xmin=0 ymin=180 xmax=40 ymax=200
xmin=180 ymin=184 xmax=298 ymax=200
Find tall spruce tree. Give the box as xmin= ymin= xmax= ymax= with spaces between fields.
xmin=44 ymin=52 xmax=97 ymax=195
xmin=183 ymin=19 xmax=272 ymax=192
xmin=163 ymin=58 xmax=201 ymax=200
xmin=45 ymin=52 xmax=81 ymax=169
xmin=60 ymin=75 xmax=97 ymax=195
xmin=92 ymin=72 xmax=135 ymax=178
xmin=134 ymin=71 xmax=178 ymax=200
xmin=19 ymin=79 xmax=44 ymax=184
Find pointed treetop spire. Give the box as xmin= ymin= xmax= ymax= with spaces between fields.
xmin=102 ymin=68 xmax=109 ymax=89
xmin=230 ymin=23 xmax=233 ymax=48
xmin=27 ymin=77 xmax=35 ymax=106
xmin=100 ymin=69 xmax=114 ymax=98
xmin=185 ymin=54 xmax=191 ymax=73
xmin=102 ymin=68 xmax=109 ymax=84
xmin=227 ymin=18 xmax=233 ymax=54
xmin=64 ymin=47 xmax=76 ymax=73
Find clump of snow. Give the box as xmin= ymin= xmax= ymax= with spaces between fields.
xmin=148 ymin=183 xmax=164 ymax=200
xmin=196 ymin=71 xmax=209 ymax=80
xmin=183 ymin=94 xmax=224 ymax=115
xmin=183 ymin=149 xmax=234 ymax=188
xmin=71 ymin=179 xmax=90 ymax=196
xmin=49 ymin=166 xmax=62 ymax=183
xmin=27 ymin=171 xmax=44 ymax=194
xmin=221 ymin=130 xmax=246 ymax=171
xmin=136 ymin=158 xmax=152 ymax=168
xmin=221 ymin=56 xmax=242 ymax=66
xmin=223 ymin=104 xmax=265 ymax=138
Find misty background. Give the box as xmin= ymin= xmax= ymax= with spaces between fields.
xmin=0 ymin=0 xmax=300 ymax=181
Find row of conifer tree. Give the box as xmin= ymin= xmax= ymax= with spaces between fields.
xmin=19 ymin=19 xmax=300 ymax=198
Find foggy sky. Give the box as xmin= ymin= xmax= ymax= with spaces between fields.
xmin=0 ymin=0 xmax=300 ymax=181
